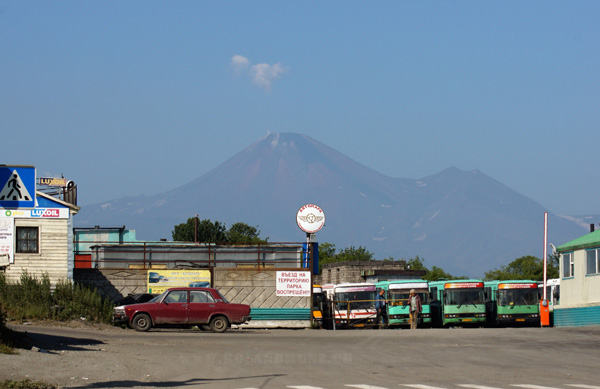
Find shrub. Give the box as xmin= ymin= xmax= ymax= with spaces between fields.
xmin=0 ymin=379 xmax=57 ymax=388
xmin=0 ymin=272 xmax=114 ymax=324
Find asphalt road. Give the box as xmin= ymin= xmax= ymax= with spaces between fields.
xmin=1 ymin=323 xmax=599 ymax=389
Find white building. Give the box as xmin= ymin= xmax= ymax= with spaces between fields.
xmin=555 ymin=227 xmax=600 ymax=327
xmin=1 ymin=192 xmax=80 ymax=286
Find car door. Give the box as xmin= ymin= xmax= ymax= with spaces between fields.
xmin=188 ymin=290 xmax=216 ymax=324
xmin=155 ymin=290 xmax=189 ymax=325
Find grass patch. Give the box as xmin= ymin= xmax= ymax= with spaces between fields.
xmin=0 ymin=271 xmax=115 ymax=354
xmin=0 ymin=272 xmax=114 ymax=324
xmin=0 ymin=380 xmax=57 ymax=389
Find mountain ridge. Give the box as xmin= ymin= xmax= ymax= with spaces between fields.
xmin=75 ymin=132 xmax=586 ymax=276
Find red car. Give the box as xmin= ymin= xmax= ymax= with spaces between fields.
xmin=113 ymin=287 xmax=251 ymax=333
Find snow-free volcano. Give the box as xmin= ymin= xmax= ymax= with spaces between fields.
xmin=76 ymin=133 xmax=584 ymax=276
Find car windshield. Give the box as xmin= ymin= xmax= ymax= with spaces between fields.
xmin=151 ymin=291 xmax=168 ymax=303
xmin=498 ymin=289 xmax=538 ymax=306
xmin=444 ymin=288 xmax=484 ymax=306
xmin=390 ymin=289 xmax=430 ymax=306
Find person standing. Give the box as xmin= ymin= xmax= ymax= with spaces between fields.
xmin=375 ymin=289 xmax=388 ymax=329
xmin=407 ymin=289 xmax=422 ymax=330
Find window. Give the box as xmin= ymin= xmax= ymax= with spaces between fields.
xmin=164 ymin=290 xmax=188 ymax=303
xmin=586 ymin=248 xmax=600 ymax=275
xmin=16 ymin=227 xmax=39 ymax=254
xmin=444 ymin=288 xmax=484 ymax=306
xmin=190 ymin=291 xmax=214 ymax=303
xmin=497 ymin=289 xmax=538 ymax=306
xmin=484 ymin=287 xmax=492 ymax=302
xmin=562 ymin=253 xmax=574 ymax=278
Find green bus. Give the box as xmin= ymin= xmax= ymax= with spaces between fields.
xmin=429 ymin=280 xmax=486 ymax=327
xmin=485 ymin=280 xmax=540 ymax=327
xmin=376 ymin=280 xmax=432 ymax=327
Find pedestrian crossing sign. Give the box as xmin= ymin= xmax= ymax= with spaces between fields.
xmin=0 ymin=166 xmax=36 ymax=209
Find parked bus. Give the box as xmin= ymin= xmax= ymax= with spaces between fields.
xmin=485 ymin=280 xmax=540 ymax=326
xmin=429 ymin=280 xmax=486 ymax=327
xmin=323 ymin=283 xmax=377 ymax=329
xmin=376 ymin=280 xmax=432 ymax=327
xmin=312 ymin=284 xmax=325 ymax=327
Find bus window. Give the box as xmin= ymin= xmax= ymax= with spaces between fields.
xmin=484 ymin=287 xmax=492 ymax=302
xmin=313 ymin=292 xmax=325 ymax=310
xmin=389 ymin=289 xmax=430 ymax=306
xmin=498 ymin=289 xmax=538 ymax=306
xmin=445 ymin=289 xmax=484 ymax=306
xmin=336 ymin=291 xmax=374 ymax=310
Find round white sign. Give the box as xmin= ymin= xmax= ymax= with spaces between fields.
xmin=296 ymin=204 xmax=325 ymax=234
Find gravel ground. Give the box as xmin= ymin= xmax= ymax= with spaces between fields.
xmin=2 ymin=321 xmax=600 ymax=389
xmin=1 ymin=321 xmax=149 ymax=388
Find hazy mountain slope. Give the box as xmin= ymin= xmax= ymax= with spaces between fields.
xmin=75 ymin=133 xmax=586 ymax=276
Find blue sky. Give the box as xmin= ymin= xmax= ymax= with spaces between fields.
xmin=1 ymin=1 xmax=598 ymax=216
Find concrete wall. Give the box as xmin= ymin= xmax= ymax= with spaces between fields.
xmin=75 ymin=267 xmax=311 ymax=327
xmin=215 ymin=268 xmax=310 ymax=309
xmin=74 ymin=268 xmax=148 ymax=303
xmin=316 ymin=260 xmax=425 ymax=285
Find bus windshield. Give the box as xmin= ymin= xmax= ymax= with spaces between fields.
xmin=389 ymin=290 xmax=430 ymax=306
xmin=444 ymin=288 xmax=484 ymax=306
xmin=498 ymin=289 xmax=538 ymax=306
xmin=336 ymin=291 xmax=375 ymax=310
xmin=313 ymin=292 xmax=325 ymax=310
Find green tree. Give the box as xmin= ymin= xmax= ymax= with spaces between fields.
xmin=424 ymin=266 xmax=461 ymax=282
xmin=227 ymin=222 xmax=267 ymax=244
xmin=172 ymin=218 xmax=196 ymax=242
xmin=484 ymin=255 xmax=556 ymax=281
xmin=172 ymin=218 xmax=227 ymax=243
xmin=405 ymin=255 xmax=465 ymax=281
xmin=317 ymin=243 xmax=374 ymax=273
xmin=406 ymin=255 xmax=427 ymax=271
xmin=318 ymin=242 xmax=337 ymax=264
xmin=336 ymin=246 xmax=374 ymax=262
xmin=172 ymin=218 xmax=267 ymax=243
xmin=547 ymin=252 xmax=559 ymax=279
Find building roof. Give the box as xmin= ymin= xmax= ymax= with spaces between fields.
xmin=556 ymin=229 xmax=600 ymax=253
xmin=36 ymin=191 xmax=80 ymax=213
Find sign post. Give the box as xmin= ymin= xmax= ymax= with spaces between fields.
xmin=296 ymin=204 xmax=325 ymax=273
xmin=540 ymin=212 xmax=551 ymax=327
xmin=296 ymin=204 xmax=325 ymax=327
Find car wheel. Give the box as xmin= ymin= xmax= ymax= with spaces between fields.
xmin=200 ymin=324 xmax=211 ymax=331
xmin=209 ymin=316 xmax=229 ymax=333
xmin=132 ymin=313 xmax=152 ymax=332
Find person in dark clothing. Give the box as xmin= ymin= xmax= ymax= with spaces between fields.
xmin=375 ymin=289 xmax=388 ymax=329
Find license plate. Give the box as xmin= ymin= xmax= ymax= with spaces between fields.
xmin=354 ymin=324 xmax=365 ymax=328
xmin=462 ymin=318 xmax=472 ymax=322
xmin=516 ymin=319 xmax=525 ymax=322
